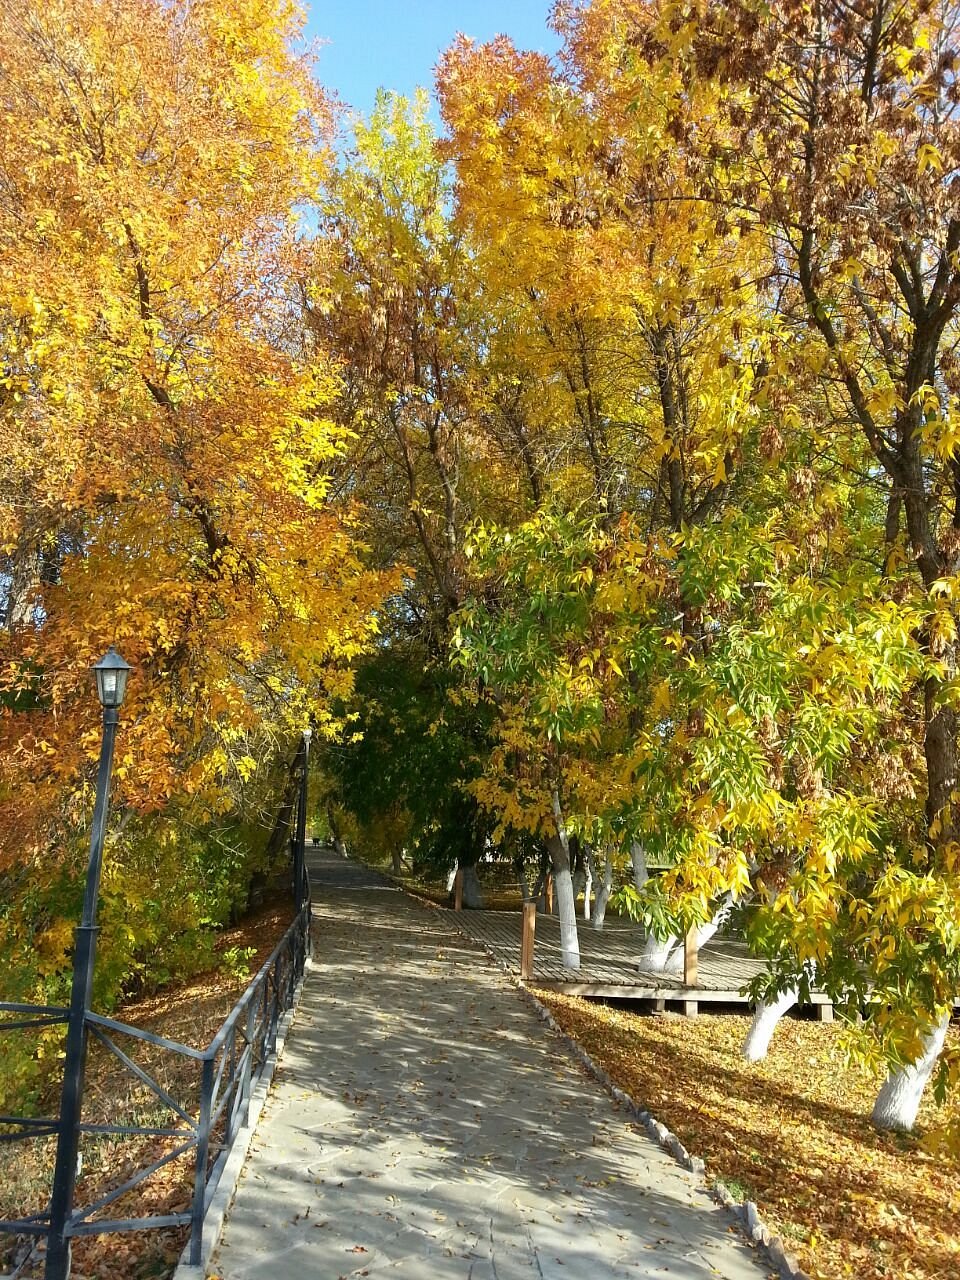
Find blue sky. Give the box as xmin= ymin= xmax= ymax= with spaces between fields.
xmin=303 ymin=1 xmax=560 ymax=120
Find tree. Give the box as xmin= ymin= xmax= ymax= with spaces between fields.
xmin=600 ymin=0 xmax=960 ymax=1126
xmin=0 ymin=0 xmax=392 ymax=1010
xmin=306 ymin=90 xmax=486 ymax=635
xmin=318 ymin=641 xmax=494 ymax=905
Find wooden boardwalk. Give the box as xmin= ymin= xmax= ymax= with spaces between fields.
xmin=449 ymin=908 xmax=833 ymax=1017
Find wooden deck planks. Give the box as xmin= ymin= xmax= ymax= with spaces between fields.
xmin=451 ymin=908 xmax=832 ymax=1008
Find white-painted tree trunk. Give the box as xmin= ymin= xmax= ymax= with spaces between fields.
xmin=446 ymin=862 xmax=458 ymax=893
xmin=742 ymin=988 xmax=799 ymax=1061
xmin=662 ymin=895 xmax=735 ymax=975
xmin=554 ymin=866 xmax=580 ymax=969
xmin=640 ymin=933 xmax=681 ymax=972
xmin=548 ymin=790 xmax=580 ymax=969
xmin=461 ymin=864 xmax=483 ymax=909
xmin=327 ymin=804 xmax=347 ymax=857
xmin=630 ymin=841 xmax=648 ymax=891
xmin=590 ymin=847 xmax=614 ymax=930
xmin=583 ymin=856 xmax=592 ymax=921
xmin=871 ymin=1015 xmax=951 ymax=1132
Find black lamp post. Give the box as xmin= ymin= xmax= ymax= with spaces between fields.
xmin=46 ymin=647 xmax=131 ymax=1280
xmin=293 ymin=728 xmax=311 ymax=913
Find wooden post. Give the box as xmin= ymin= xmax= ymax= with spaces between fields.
xmin=520 ymin=900 xmax=537 ymax=981
xmin=683 ymin=924 xmax=698 ymax=987
xmin=545 ymin=874 xmax=553 ymax=915
xmin=454 ymin=868 xmax=464 ymax=912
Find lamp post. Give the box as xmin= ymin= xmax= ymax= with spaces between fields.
xmin=46 ymin=647 xmax=131 ymax=1280
xmin=293 ymin=728 xmax=311 ymax=914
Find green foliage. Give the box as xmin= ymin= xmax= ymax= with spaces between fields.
xmin=0 ymin=812 xmax=274 ymax=1112
xmin=220 ymin=945 xmax=258 ymax=984
xmin=320 ymin=644 xmax=494 ymax=874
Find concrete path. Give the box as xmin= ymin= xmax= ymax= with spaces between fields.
xmin=210 ymin=853 xmax=770 ymax=1280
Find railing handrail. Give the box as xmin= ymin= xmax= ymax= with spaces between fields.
xmin=83 ymin=1012 xmax=207 ymax=1061
xmin=205 ymin=904 xmax=308 ymax=1058
xmin=0 ymin=897 xmax=311 ymax=1272
xmin=0 ymin=1003 xmax=69 ymax=1017
xmin=68 ymin=904 xmax=308 ymax=1061
xmin=1 ymin=907 xmax=310 ymax=1102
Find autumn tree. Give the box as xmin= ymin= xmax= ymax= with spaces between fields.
xmin=547 ymin=0 xmax=960 ymax=1127
xmin=0 ymin=0 xmax=391 ymax=1013
xmin=436 ymin=13 xmax=778 ymax=964
xmin=303 ymin=92 xmax=535 ymax=896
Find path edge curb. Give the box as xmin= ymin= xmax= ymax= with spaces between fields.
xmin=439 ymin=903 xmax=812 ymax=1280
xmin=171 ymin=951 xmax=314 ymax=1280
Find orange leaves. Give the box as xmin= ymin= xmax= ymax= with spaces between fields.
xmin=0 ymin=0 xmax=395 ymax=878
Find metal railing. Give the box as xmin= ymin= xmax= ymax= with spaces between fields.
xmin=0 ymin=898 xmax=311 ymax=1270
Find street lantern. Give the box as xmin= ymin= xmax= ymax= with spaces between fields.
xmin=93 ymin=646 xmax=131 ymax=709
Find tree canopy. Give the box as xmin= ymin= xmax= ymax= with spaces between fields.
xmin=1 ymin=0 xmax=959 ymax=1136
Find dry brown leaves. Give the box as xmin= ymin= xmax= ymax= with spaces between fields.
xmin=0 ymin=896 xmax=293 ymax=1280
xmin=535 ymin=993 xmax=960 ymax=1280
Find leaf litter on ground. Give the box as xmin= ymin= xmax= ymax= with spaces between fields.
xmin=535 ymin=991 xmax=959 ymax=1280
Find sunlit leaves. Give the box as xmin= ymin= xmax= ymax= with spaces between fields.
xmin=0 ymin=0 xmax=396 ymax=1011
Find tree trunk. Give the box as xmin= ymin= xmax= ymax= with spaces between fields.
xmin=446 ymin=861 xmax=458 ymax=892
xmin=327 ymin=803 xmax=347 ymax=857
xmin=640 ymin=933 xmax=681 ymax=972
xmin=742 ymin=988 xmax=799 ymax=1062
xmin=532 ymin=863 xmax=549 ymax=911
xmin=4 ymin=535 xmax=40 ymax=631
xmin=461 ymin=863 xmax=483 ymax=909
xmin=265 ymin=752 xmax=302 ymax=865
xmin=583 ymin=854 xmax=592 ymax=921
xmin=924 ymin=661 xmax=958 ymax=839
xmin=589 ymin=846 xmax=614 ymax=931
xmin=572 ymin=867 xmax=586 ymax=911
xmin=630 ymin=841 xmax=648 ymax=891
xmin=662 ymin=895 xmax=734 ymax=975
xmin=871 ymin=1014 xmax=951 ymax=1132
xmin=547 ymin=843 xmax=580 ymax=968
xmin=547 ymin=790 xmax=581 ymax=969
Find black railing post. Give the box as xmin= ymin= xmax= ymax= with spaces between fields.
xmin=45 ymin=705 xmax=120 ymax=1280
xmin=190 ymin=1055 xmax=215 ymax=1266
xmin=239 ymin=998 xmax=257 ymax=1128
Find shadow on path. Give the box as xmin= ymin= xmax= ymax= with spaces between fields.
xmin=211 ymin=852 xmax=769 ymax=1279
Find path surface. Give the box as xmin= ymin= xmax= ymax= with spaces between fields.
xmin=210 ymin=853 xmax=769 ymax=1279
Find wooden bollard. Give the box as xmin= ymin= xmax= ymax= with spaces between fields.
xmin=520 ymin=900 xmax=537 ymax=981
xmin=454 ymin=868 xmax=464 ymax=912
xmin=683 ymin=924 xmax=699 ymax=987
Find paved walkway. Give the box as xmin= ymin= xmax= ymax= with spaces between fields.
xmin=210 ymin=853 xmax=769 ymax=1279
